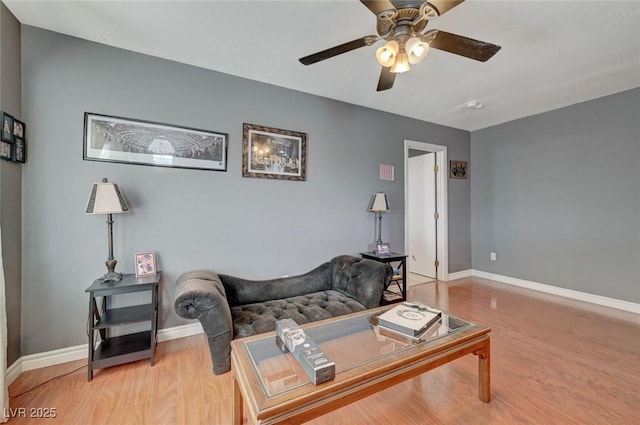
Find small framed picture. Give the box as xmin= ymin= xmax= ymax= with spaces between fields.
xmin=0 ymin=141 xmax=11 ymax=160
xmin=13 ymin=137 xmax=25 ymax=163
xmin=375 ymin=242 xmax=391 ymax=257
xmin=449 ymin=160 xmax=468 ymax=179
xmin=134 ymin=252 xmax=157 ymax=277
xmin=1 ymin=112 xmax=14 ymax=143
xmin=13 ymin=119 xmax=25 ymax=139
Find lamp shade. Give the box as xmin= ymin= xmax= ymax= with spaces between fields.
xmin=85 ymin=178 xmax=130 ymax=214
xmin=390 ymin=51 xmax=410 ymax=74
xmin=376 ymin=40 xmax=399 ymax=67
xmin=405 ymin=37 xmax=430 ymax=64
xmin=368 ymin=192 xmax=390 ymax=213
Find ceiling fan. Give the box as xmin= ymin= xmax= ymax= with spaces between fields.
xmin=299 ymin=0 xmax=501 ymax=91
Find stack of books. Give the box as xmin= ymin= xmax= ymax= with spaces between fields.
xmin=377 ymin=301 xmax=442 ymax=341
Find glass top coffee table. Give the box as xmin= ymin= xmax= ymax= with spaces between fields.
xmin=230 ymin=305 xmax=491 ymax=425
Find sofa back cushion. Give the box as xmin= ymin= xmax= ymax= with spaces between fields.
xmin=220 ymin=261 xmax=332 ymax=306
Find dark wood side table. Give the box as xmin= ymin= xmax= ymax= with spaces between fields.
xmin=360 ymin=252 xmax=408 ymax=304
xmin=85 ymin=272 xmax=161 ymax=381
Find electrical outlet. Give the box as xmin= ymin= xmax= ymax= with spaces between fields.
xmin=490 ymin=252 xmax=497 ymax=261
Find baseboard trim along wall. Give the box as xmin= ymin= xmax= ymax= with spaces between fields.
xmin=471 ymin=270 xmax=640 ymax=315
xmin=5 ymin=322 xmax=204 ymax=386
xmin=446 ymin=270 xmax=473 ymax=281
xmin=7 ymin=273 xmax=639 ymax=384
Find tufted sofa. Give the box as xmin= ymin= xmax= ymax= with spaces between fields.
xmin=174 ymin=255 xmax=392 ymax=374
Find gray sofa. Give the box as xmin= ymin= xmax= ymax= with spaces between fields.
xmin=174 ymin=255 xmax=392 ymax=374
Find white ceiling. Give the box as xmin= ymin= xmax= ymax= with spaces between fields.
xmin=4 ymin=0 xmax=640 ymax=131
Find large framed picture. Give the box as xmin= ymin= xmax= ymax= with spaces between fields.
xmin=84 ymin=113 xmax=228 ymax=171
xmin=1 ymin=112 xmax=14 ymax=143
xmin=134 ymin=252 xmax=157 ymax=278
xmin=242 ymin=123 xmax=306 ymax=181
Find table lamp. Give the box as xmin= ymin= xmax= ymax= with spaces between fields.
xmin=85 ymin=177 xmax=130 ymax=283
xmin=368 ymin=192 xmax=390 ymax=248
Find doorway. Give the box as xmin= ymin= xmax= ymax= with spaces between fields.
xmin=408 ymin=151 xmax=437 ymax=279
xmin=404 ymin=140 xmax=448 ymax=282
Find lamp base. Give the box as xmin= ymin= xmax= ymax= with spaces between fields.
xmin=94 ymin=271 xmax=123 ymax=285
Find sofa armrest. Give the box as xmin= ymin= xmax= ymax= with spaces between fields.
xmin=331 ymin=255 xmax=392 ymax=308
xmin=174 ymin=270 xmax=234 ymax=374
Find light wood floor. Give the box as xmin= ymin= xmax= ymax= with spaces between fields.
xmin=8 ymin=276 xmax=640 ymax=424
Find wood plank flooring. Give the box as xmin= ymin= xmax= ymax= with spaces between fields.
xmin=7 ymin=276 xmax=640 ymax=424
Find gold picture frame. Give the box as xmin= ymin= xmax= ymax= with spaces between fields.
xmin=449 ymin=160 xmax=468 ymax=179
xmin=242 ymin=123 xmax=307 ymax=181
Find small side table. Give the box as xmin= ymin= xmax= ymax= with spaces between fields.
xmin=85 ymin=272 xmax=161 ymax=381
xmin=360 ymin=252 xmax=408 ymax=304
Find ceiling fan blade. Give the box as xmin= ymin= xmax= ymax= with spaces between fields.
xmin=428 ymin=30 xmax=501 ymax=62
xmin=377 ymin=66 xmax=396 ymax=92
xmin=299 ymin=36 xmax=376 ymax=65
xmin=360 ymin=0 xmax=396 ymax=16
xmin=427 ymin=0 xmax=465 ymax=16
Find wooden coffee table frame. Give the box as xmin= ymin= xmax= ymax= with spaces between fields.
xmin=231 ymin=309 xmax=491 ymax=425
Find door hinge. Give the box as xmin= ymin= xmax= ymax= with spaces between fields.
xmin=434 ymin=165 xmax=439 ymax=173
xmin=434 ymin=212 xmax=439 ymax=220
xmin=434 ymin=260 xmax=440 ymax=268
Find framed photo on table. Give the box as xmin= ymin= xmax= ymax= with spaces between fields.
xmin=134 ymin=252 xmax=157 ymax=278
xmin=375 ymin=242 xmax=391 ymax=257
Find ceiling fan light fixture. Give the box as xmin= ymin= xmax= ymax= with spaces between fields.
xmin=406 ymin=37 xmax=430 ymax=64
xmin=376 ymin=40 xmax=399 ymax=67
xmin=390 ymin=51 xmax=410 ymax=74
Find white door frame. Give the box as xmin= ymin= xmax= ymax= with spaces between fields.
xmin=404 ymin=139 xmax=449 ymax=281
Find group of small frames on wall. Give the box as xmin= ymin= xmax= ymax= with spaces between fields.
xmin=1 ymin=111 xmax=26 ymax=163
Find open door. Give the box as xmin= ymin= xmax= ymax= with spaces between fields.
xmin=408 ymin=152 xmax=437 ymax=278
xmin=404 ymin=140 xmax=448 ymax=282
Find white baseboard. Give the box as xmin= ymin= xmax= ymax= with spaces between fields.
xmin=6 ymin=359 xmax=22 ymax=386
xmin=472 ymin=269 xmax=640 ymax=315
xmin=5 ymin=322 xmax=204 ymax=385
xmin=446 ymin=269 xmax=472 ymax=281
xmin=157 ymin=322 xmax=203 ymax=343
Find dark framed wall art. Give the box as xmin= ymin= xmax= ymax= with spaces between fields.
xmin=1 ymin=112 xmax=14 ymax=143
xmin=242 ymin=123 xmax=307 ymax=181
xmin=83 ymin=113 xmax=228 ymax=171
xmin=449 ymin=160 xmax=468 ymax=179
xmin=0 ymin=141 xmax=11 ymax=160
xmin=13 ymin=137 xmax=26 ymax=163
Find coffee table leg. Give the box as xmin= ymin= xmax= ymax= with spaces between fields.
xmin=233 ymin=377 xmax=243 ymax=425
xmin=474 ymin=338 xmax=491 ymax=403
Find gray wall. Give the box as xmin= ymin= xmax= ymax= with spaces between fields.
xmin=20 ymin=26 xmax=471 ymax=355
xmin=0 ymin=3 xmax=23 ymax=367
xmin=471 ymin=88 xmax=640 ymax=303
